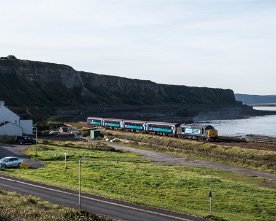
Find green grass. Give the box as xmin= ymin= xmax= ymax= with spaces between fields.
xmin=2 ymin=143 xmax=276 ymax=221
xmin=0 ymin=189 xmax=110 ymax=221
xmin=104 ymin=130 xmax=276 ymax=173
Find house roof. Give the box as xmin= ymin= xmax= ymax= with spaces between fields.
xmin=0 ymin=121 xmax=9 ymax=127
xmin=0 ymin=105 xmax=19 ymax=118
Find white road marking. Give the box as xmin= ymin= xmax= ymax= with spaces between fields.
xmin=0 ymin=176 xmax=194 ymax=221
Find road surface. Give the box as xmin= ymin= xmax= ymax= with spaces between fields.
xmin=0 ymin=175 xmax=205 ymax=221
xmin=0 ymin=143 xmax=43 ymax=168
xmin=0 ymin=143 xmax=25 ymax=158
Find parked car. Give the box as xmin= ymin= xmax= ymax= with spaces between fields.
xmin=16 ymin=136 xmax=36 ymax=145
xmin=0 ymin=157 xmax=23 ymax=168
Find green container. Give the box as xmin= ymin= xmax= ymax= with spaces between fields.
xmin=90 ymin=130 xmax=102 ymax=139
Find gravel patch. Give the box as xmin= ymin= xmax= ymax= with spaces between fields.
xmin=0 ymin=143 xmax=43 ymax=168
xmin=107 ymin=142 xmax=276 ymax=180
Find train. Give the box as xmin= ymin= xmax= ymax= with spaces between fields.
xmin=87 ymin=117 xmax=219 ymax=141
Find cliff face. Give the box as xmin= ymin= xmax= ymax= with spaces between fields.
xmin=0 ymin=56 xmax=239 ymax=107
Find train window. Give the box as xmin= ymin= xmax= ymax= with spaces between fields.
xmin=192 ymin=129 xmax=201 ymax=135
xmin=105 ymin=121 xmax=119 ymax=124
xmin=149 ymin=124 xmax=171 ymax=129
xmin=125 ymin=122 xmax=143 ymax=126
xmin=184 ymin=128 xmax=193 ymax=134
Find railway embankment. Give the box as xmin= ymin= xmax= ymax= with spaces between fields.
xmin=103 ymin=130 xmax=276 ymax=174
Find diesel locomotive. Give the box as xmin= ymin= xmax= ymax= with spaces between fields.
xmin=87 ymin=117 xmax=218 ymax=141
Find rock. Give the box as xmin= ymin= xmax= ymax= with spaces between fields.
xmin=0 ymin=56 xmax=240 ymax=107
xmin=6 ymin=55 xmax=17 ymax=60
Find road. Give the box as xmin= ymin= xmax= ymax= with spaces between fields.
xmin=0 ymin=175 xmax=205 ymax=221
xmin=0 ymin=143 xmax=43 ymax=168
xmin=0 ymin=143 xmax=25 ymax=158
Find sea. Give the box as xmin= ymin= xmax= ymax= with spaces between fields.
xmin=207 ymin=106 xmax=276 ymax=137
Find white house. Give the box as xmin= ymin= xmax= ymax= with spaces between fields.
xmin=0 ymin=101 xmax=33 ymax=136
xmin=20 ymin=120 xmax=33 ymax=135
xmin=0 ymin=122 xmax=23 ymax=136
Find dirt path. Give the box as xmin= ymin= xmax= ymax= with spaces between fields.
xmin=107 ymin=142 xmax=276 ymax=180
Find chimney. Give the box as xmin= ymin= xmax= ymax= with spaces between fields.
xmin=0 ymin=101 xmax=5 ymax=106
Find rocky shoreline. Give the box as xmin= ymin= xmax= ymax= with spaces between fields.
xmin=10 ymin=103 xmax=276 ymax=123
xmin=47 ymin=104 xmax=276 ymax=123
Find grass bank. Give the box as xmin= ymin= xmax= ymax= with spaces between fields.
xmin=104 ymin=130 xmax=276 ymax=173
xmin=1 ymin=142 xmax=276 ymax=221
xmin=0 ymin=189 xmax=110 ymax=221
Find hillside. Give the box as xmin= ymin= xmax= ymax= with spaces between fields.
xmin=0 ymin=56 xmax=239 ymax=107
xmin=235 ymin=93 xmax=276 ymax=105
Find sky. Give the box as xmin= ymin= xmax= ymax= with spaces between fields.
xmin=1 ymin=0 xmax=276 ymax=95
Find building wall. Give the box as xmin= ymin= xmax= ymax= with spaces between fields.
xmin=0 ymin=106 xmax=20 ymax=126
xmin=0 ymin=123 xmax=23 ymax=136
xmin=20 ymin=120 xmax=33 ymax=135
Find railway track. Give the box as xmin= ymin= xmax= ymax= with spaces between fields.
xmin=246 ymin=135 xmax=276 ymax=145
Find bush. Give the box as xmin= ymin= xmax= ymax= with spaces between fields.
xmin=204 ymin=215 xmax=228 ymax=221
xmin=93 ymin=143 xmax=122 ymax=152
xmin=26 ymin=198 xmax=37 ymax=205
xmin=64 ymin=210 xmax=111 ymax=221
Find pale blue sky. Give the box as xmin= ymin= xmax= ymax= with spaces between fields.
xmin=1 ymin=0 xmax=276 ymax=95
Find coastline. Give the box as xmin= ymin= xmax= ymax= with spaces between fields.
xmin=10 ymin=104 xmax=276 ymax=123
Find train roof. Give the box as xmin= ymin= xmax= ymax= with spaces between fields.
xmin=87 ymin=117 xmax=104 ymax=120
xmin=123 ymin=119 xmax=146 ymax=124
xmin=147 ymin=121 xmax=180 ymax=126
xmin=103 ymin=118 xmax=124 ymax=122
xmin=88 ymin=117 xmax=180 ymax=126
xmin=180 ymin=124 xmax=215 ymax=130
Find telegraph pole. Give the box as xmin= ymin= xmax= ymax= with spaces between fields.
xmin=209 ymin=191 xmax=212 ymax=215
xmin=79 ymin=159 xmax=81 ymax=210
xmin=64 ymin=153 xmax=67 ymax=169
xmin=33 ymin=127 xmax=38 ymax=156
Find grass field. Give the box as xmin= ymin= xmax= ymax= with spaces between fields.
xmin=1 ymin=141 xmax=276 ymax=221
xmin=0 ymin=189 xmax=110 ymax=221
xmin=103 ymin=130 xmax=276 ymax=173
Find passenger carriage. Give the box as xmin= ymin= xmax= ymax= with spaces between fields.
xmin=103 ymin=118 xmax=124 ymax=129
xmin=87 ymin=117 xmax=104 ymax=126
xmin=123 ymin=120 xmax=146 ymax=132
xmin=146 ymin=122 xmax=180 ymax=136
